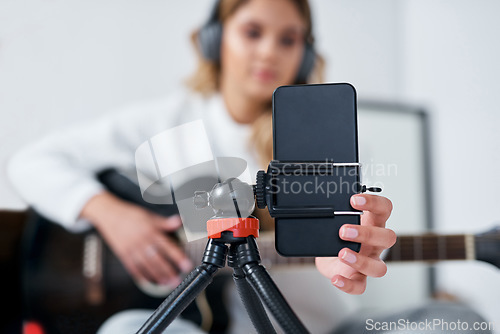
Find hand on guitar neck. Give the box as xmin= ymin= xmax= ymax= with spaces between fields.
xmin=80 ymin=191 xmax=194 ymax=289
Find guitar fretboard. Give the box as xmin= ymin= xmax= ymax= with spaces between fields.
xmin=383 ymin=234 xmax=473 ymax=262
xmin=184 ymin=233 xmax=477 ymax=267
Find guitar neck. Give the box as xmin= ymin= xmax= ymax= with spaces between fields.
xmin=383 ymin=233 xmax=475 ymax=263
xmin=184 ymin=233 xmax=479 ymax=266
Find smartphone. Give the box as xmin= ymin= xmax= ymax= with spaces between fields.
xmin=272 ymin=83 xmax=361 ymax=256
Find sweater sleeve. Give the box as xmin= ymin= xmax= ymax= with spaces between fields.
xmin=7 ymin=94 xmax=188 ymax=232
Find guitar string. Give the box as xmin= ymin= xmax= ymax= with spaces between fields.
xmin=384 ymin=236 xmax=467 ymax=260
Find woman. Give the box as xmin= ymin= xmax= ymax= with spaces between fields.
xmin=8 ymin=0 xmax=395 ymax=332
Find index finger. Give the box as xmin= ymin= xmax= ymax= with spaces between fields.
xmin=154 ymin=234 xmax=193 ymax=274
xmin=350 ymin=194 xmax=393 ymax=227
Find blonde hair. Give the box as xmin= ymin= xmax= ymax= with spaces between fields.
xmin=186 ymin=0 xmax=325 ymax=167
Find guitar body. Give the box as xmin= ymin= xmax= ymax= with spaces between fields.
xmin=23 ymin=215 xmax=158 ymax=332
xmin=21 ymin=169 xmax=231 ymax=334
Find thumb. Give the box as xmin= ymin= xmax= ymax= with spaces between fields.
xmin=157 ymin=214 xmax=183 ymax=231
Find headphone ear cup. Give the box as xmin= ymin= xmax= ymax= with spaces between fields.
xmin=295 ymin=43 xmax=316 ymax=83
xmin=197 ymin=21 xmax=223 ymax=62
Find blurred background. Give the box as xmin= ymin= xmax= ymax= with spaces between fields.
xmin=1 ymin=0 xmax=499 ymax=333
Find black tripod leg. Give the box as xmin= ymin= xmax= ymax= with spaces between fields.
xmin=137 ymin=238 xmax=229 ymax=334
xmin=229 ymin=237 xmax=309 ymax=334
xmin=136 ymin=263 xmax=218 ymax=334
xmin=136 ymin=239 xmax=228 ymax=334
xmin=232 ymin=268 xmax=276 ymax=334
xmin=243 ymin=263 xmax=309 ymax=334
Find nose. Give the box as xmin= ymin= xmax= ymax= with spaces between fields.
xmin=256 ymin=36 xmax=279 ymax=63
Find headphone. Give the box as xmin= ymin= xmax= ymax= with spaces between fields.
xmin=197 ymin=0 xmax=316 ymax=83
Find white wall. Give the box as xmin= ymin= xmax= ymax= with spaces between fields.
xmin=310 ymin=0 xmax=402 ymax=98
xmin=401 ymin=0 xmax=500 ymax=329
xmin=1 ymin=0 xmax=499 ymax=331
xmin=0 ymin=0 xmax=210 ymax=207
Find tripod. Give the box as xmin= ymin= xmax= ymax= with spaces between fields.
xmin=136 ymin=216 xmax=309 ymax=334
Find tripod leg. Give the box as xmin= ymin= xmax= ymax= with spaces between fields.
xmin=229 ymin=237 xmax=309 ymax=334
xmin=232 ymin=268 xmax=276 ymax=334
xmin=136 ymin=263 xmax=219 ymax=334
xmin=243 ymin=263 xmax=309 ymax=334
xmin=228 ymin=235 xmax=309 ymax=334
xmin=136 ymin=237 xmax=233 ymax=334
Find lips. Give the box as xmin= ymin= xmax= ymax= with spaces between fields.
xmin=253 ymin=69 xmax=277 ymax=82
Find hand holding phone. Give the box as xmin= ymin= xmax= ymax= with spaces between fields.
xmin=256 ymin=83 xmax=362 ymax=256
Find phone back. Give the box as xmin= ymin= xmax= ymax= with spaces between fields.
xmin=272 ymin=83 xmax=361 ymax=256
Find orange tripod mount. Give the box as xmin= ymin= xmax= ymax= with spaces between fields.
xmin=206 ymin=217 xmax=259 ymax=239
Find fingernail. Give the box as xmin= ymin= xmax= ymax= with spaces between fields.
xmin=180 ymin=259 xmax=194 ymax=273
xmin=342 ymin=250 xmax=357 ymax=264
xmin=169 ymin=277 xmax=182 ymax=287
xmin=352 ymin=196 xmax=366 ymax=206
xmin=333 ymin=278 xmax=344 ymax=288
xmin=342 ymin=227 xmax=358 ymax=239
xmin=167 ymin=217 xmax=181 ymax=226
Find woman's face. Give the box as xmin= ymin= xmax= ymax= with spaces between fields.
xmin=220 ymin=0 xmax=307 ymax=102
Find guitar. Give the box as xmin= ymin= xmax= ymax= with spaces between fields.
xmin=21 ymin=169 xmax=228 ymax=334
xmin=22 ymin=169 xmax=500 ymax=333
xmin=179 ymin=226 xmax=500 ymax=271
xmin=71 ymin=218 xmax=500 ymax=303
xmin=23 ymin=219 xmax=500 ymax=331
xmin=382 ymin=227 xmax=500 ymax=268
